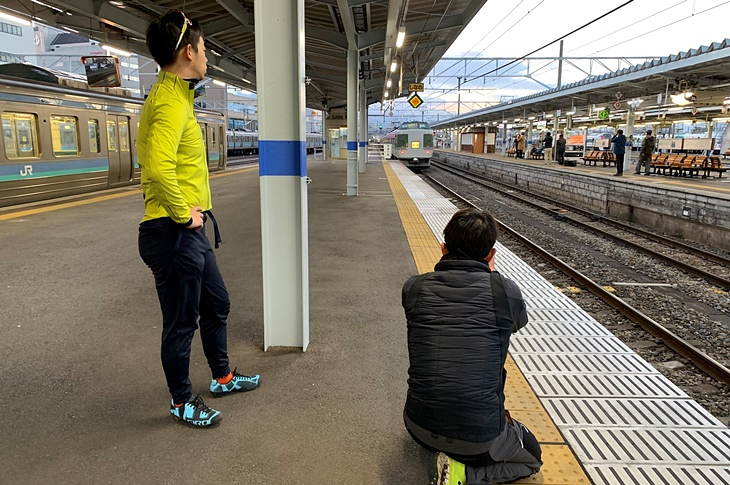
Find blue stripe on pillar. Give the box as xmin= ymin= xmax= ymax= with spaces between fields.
xmin=358 ymin=142 xmax=367 ymax=147
xmin=322 ymin=141 xmax=326 ymax=145
xmin=259 ymin=140 xmax=307 ymax=176
xmin=347 ymin=141 xmax=357 ymax=150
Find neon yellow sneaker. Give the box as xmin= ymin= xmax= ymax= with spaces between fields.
xmin=435 ymin=452 xmax=467 ymax=485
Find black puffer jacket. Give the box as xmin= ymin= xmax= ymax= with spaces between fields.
xmin=402 ymin=254 xmax=528 ymax=444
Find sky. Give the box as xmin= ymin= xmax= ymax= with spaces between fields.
xmin=381 ymin=0 xmax=730 ymax=119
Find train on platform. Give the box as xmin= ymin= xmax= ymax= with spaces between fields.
xmin=226 ymin=130 xmax=322 ymax=156
xmin=382 ymin=121 xmax=434 ymax=170
xmin=0 ymin=65 xmax=226 ymax=208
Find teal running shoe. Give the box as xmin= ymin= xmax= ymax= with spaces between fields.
xmin=210 ymin=367 xmax=261 ymax=397
xmin=170 ymin=395 xmax=222 ymax=427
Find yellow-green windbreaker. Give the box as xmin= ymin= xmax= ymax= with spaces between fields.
xmin=137 ymin=71 xmax=211 ymax=223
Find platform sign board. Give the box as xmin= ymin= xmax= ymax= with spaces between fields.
xmin=565 ymin=130 xmax=585 ymax=157
xmin=658 ymin=138 xmax=683 ymax=150
xmin=408 ymin=93 xmax=423 ymax=108
xmin=598 ymin=109 xmax=610 ymax=120
xmin=408 ymin=83 xmax=424 ymax=92
xmin=682 ymin=137 xmax=714 ymax=151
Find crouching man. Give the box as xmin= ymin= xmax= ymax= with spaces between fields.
xmin=402 ymin=208 xmax=542 ymax=485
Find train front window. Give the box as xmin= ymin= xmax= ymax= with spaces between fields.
xmin=118 ymin=120 xmax=130 ymax=152
xmin=107 ymin=120 xmax=117 ymax=152
xmin=2 ymin=112 xmax=39 ymax=159
xmin=423 ymin=133 xmax=434 ymax=147
xmin=88 ymin=119 xmax=100 ymax=153
xmin=396 ymin=134 xmax=408 ymax=148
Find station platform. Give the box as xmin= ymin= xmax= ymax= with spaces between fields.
xmin=437 ymin=149 xmax=730 ymax=195
xmin=1 ymin=156 xmax=729 ymax=484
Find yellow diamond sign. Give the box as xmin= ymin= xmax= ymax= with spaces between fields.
xmin=408 ymin=93 xmax=423 ymax=109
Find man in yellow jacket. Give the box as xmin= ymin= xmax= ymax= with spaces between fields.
xmin=138 ymin=11 xmax=259 ymax=428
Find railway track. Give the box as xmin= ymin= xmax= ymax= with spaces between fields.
xmin=431 ymin=160 xmax=730 ymax=289
xmin=421 ymin=169 xmax=730 ymax=386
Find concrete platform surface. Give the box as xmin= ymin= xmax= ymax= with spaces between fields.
xmin=0 ymin=159 xmax=434 ymax=484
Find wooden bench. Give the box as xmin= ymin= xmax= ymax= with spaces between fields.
xmin=530 ymin=151 xmax=545 ymax=160
xmin=582 ymin=150 xmax=603 ymax=165
xmin=721 ymin=149 xmax=730 ymax=160
xmin=665 ymin=154 xmax=687 ymax=176
xmin=506 ymin=148 xmax=516 ymax=158
xmin=601 ymin=152 xmax=616 ymax=167
xmin=704 ymin=156 xmax=728 ymax=178
xmin=650 ymin=153 xmax=670 ymax=174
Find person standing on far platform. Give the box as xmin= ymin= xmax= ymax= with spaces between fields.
xmin=555 ymin=132 xmax=566 ymax=165
xmin=611 ymin=129 xmax=627 ymax=176
xmin=402 ymin=208 xmax=543 ymax=485
xmin=516 ymin=132 xmax=525 ymax=159
xmin=635 ymin=129 xmax=655 ymax=175
xmin=543 ymin=131 xmax=553 ymax=164
xmin=137 ymin=10 xmax=260 ymax=428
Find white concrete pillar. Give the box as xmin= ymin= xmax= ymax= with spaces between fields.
xmin=527 ymin=120 xmax=534 ymax=154
xmin=322 ymin=109 xmax=327 ymax=160
xmin=346 ymin=49 xmax=358 ymax=196
xmin=358 ymin=85 xmax=367 ymax=172
xmin=255 ymin=0 xmax=309 ymax=350
xmin=625 ymin=106 xmax=636 ymax=171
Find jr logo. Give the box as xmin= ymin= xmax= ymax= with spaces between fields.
xmin=19 ymin=165 xmax=34 ymax=177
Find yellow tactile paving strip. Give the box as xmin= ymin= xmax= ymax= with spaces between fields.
xmin=383 ymin=160 xmax=590 ymax=484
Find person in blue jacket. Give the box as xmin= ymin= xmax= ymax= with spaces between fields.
xmin=611 ymin=129 xmax=627 ymax=176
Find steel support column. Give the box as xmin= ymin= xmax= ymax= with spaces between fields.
xmin=255 ymin=0 xmax=309 ymax=350
xmin=346 ymin=49 xmax=358 ymax=196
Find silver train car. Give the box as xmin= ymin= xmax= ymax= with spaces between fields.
xmin=226 ymin=130 xmax=322 ymax=157
xmin=383 ymin=121 xmax=434 ymax=170
xmin=0 ymin=72 xmax=226 ymax=208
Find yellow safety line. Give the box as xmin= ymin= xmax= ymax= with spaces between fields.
xmin=383 ymin=160 xmax=590 ymax=484
xmin=0 ymin=166 xmax=258 ymax=222
xmin=382 ymin=162 xmax=441 ymax=274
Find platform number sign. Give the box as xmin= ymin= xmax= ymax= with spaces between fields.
xmin=408 ymin=93 xmax=423 ymax=109
xmin=598 ymin=109 xmax=610 ymax=120
xmin=691 ymin=106 xmax=699 ymax=115
xmin=612 ymin=100 xmax=622 ymax=110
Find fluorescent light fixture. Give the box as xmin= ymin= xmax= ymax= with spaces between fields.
xmin=109 ymin=1 xmax=123 ymax=5
xmin=213 ymin=80 xmax=226 ymax=87
xmin=514 ymin=118 xmax=520 ymax=122
xmin=668 ymin=107 xmax=684 ymax=112
xmin=384 ymin=91 xmax=389 ymax=98
xmin=672 ymin=119 xmax=694 ymax=124
xmin=241 ymin=78 xmax=252 ymax=84
xmin=712 ymin=117 xmax=730 ymax=122
xmin=545 ymin=114 xmax=554 ymax=118
xmin=210 ymin=49 xmax=221 ymax=57
xmin=386 ymin=79 xmax=392 ymax=88
xmin=390 ymin=61 xmax=397 ymax=72
xmin=593 ymin=106 xmax=605 ymax=111
xmin=102 ymin=44 xmax=131 ymax=57
xmin=65 ymin=27 xmax=79 ymax=33
xmin=566 ymin=111 xmax=576 ymax=115
xmin=528 ymin=116 xmax=536 ymax=120
xmin=396 ymin=26 xmax=406 ymax=48
xmin=723 ymin=99 xmax=730 ymax=105
xmin=0 ymin=11 xmax=31 ymax=25
xmin=210 ymin=65 xmax=224 ymax=72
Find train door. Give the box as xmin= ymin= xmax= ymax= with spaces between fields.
xmin=106 ymin=115 xmax=133 ymax=186
xmin=206 ymin=124 xmax=221 ymax=170
xmin=199 ymin=123 xmax=209 ymax=167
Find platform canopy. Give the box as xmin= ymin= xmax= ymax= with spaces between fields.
xmin=4 ymin=0 xmax=486 ymax=109
xmin=433 ymin=39 xmax=730 ymax=129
